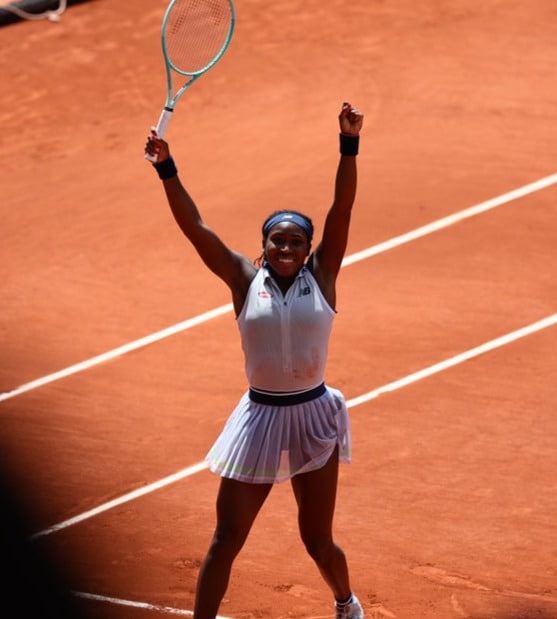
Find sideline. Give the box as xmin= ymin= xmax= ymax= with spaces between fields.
xmin=31 ymin=312 xmax=557 ymax=540
xmin=1 ymin=171 xmax=556 ymax=403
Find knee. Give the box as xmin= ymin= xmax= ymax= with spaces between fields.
xmin=210 ymin=523 xmax=250 ymax=557
xmin=300 ymin=534 xmax=336 ymax=564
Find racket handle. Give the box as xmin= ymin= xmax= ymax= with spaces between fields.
xmin=154 ymin=107 xmax=173 ymax=139
xmin=145 ymin=107 xmax=173 ymax=162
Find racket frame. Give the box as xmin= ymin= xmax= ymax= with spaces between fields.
xmin=147 ymin=0 xmax=236 ymax=161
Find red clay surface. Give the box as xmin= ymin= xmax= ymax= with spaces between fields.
xmin=1 ymin=1 xmax=556 ymax=618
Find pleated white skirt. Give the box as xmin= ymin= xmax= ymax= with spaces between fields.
xmin=206 ymin=386 xmax=351 ymax=484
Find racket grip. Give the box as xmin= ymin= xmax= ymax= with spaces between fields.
xmin=145 ymin=107 xmax=173 ymax=162
xmin=154 ymin=107 xmax=173 ymax=139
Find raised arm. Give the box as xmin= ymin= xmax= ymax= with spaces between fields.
xmin=145 ymin=132 xmax=256 ymax=313
xmin=311 ymin=102 xmax=364 ymax=308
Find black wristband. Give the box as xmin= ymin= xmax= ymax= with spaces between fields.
xmin=339 ymin=133 xmax=359 ymax=156
xmin=153 ymin=156 xmax=178 ymax=180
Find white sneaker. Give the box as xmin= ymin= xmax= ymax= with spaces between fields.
xmin=335 ymin=594 xmax=364 ymax=619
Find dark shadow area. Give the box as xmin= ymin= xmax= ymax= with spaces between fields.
xmin=0 ymin=471 xmax=85 ymax=619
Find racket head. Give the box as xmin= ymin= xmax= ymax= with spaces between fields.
xmin=161 ymin=0 xmax=235 ymax=77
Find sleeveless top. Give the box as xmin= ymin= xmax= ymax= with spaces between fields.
xmin=237 ymin=265 xmax=335 ymax=393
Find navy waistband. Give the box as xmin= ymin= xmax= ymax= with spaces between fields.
xmin=249 ymin=383 xmax=326 ymax=406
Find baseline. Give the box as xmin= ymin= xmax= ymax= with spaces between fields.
xmin=74 ymin=591 xmax=234 ymax=619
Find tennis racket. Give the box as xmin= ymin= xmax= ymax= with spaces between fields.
xmin=146 ymin=0 xmax=236 ymax=162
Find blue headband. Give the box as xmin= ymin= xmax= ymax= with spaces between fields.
xmin=262 ymin=212 xmax=313 ymax=240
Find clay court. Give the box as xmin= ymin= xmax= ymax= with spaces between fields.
xmin=1 ymin=1 xmax=556 ymax=617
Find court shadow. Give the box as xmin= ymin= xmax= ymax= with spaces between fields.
xmin=0 ymin=472 xmax=85 ymax=619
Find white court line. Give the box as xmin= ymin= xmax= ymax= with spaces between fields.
xmin=74 ymin=591 xmax=234 ymax=618
xmin=32 ymin=312 xmax=557 ymax=540
xmin=345 ymin=313 xmax=557 ymax=408
xmin=0 ymin=303 xmax=234 ymax=403
xmin=31 ymin=461 xmax=210 ymax=540
xmin=341 ymin=172 xmax=557 ymax=266
xmin=1 ymin=172 xmax=556 ymax=404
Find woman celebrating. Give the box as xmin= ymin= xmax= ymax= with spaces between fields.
xmin=145 ymin=102 xmax=364 ymax=619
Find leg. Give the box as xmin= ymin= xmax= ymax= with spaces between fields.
xmin=193 ymin=477 xmax=272 ymax=619
xmin=290 ymin=446 xmax=352 ymax=601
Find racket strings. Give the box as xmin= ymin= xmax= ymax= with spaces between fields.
xmin=165 ymin=0 xmax=233 ymax=74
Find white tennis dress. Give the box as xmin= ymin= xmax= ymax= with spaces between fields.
xmin=206 ymin=266 xmax=351 ymax=483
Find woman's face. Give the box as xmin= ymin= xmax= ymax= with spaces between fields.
xmin=264 ymin=222 xmax=311 ymax=279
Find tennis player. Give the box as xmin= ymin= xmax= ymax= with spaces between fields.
xmin=145 ymin=102 xmax=364 ymax=619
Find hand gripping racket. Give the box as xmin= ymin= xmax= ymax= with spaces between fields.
xmin=146 ymin=0 xmax=236 ymax=162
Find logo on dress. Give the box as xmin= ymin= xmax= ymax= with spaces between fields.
xmin=299 ymin=286 xmax=311 ymax=296
xmin=258 ymin=290 xmax=273 ymax=298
